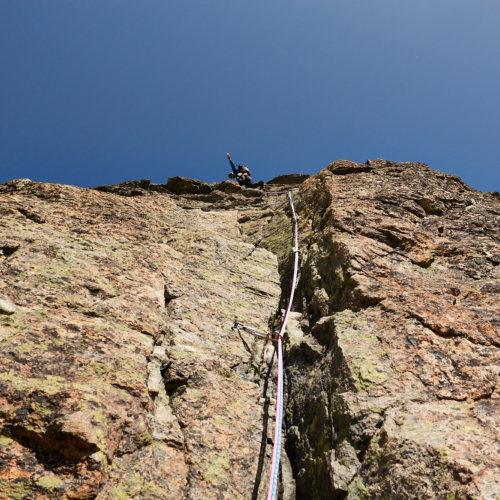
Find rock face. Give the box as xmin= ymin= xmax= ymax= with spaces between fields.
xmin=283 ymin=160 xmax=500 ymax=500
xmin=0 ymin=178 xmax=281 ymax=499
xmin=0 ymin=160 xmax=499 ymax=500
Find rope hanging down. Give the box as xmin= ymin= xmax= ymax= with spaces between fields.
xmin=266 ymin=191 xmax=300 ymax=500
xmin=231 ymin=191 xmax=299 ymax=500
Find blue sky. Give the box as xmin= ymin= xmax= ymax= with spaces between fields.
xmin=1 ymin=1 xmax=499 ymax=192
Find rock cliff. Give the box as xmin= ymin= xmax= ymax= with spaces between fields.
xmin=0 ymin=160 xmax=499 ymax=499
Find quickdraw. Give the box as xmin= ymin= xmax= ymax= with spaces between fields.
xmin=231 ymin=321 xmax=283 ymax=343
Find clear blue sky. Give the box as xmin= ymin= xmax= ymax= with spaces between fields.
xmin=1 ymin=1 xmax=499 ymax=192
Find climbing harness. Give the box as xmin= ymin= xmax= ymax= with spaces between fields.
xmin=232 ymin=191 xmax=300 ymax=500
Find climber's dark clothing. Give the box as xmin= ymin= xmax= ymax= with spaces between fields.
xmin=229 ymin=159 xmax=239 ymax=179
xmin=242 ymin=178 xmax=260 ymax=189
xmin=229 ymin=161 xmax=251 ymax=182
xmin=228 ymin=158 xmax=264 ymax=190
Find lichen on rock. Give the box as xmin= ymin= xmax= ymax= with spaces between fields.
xmin=1 ymin=160 xmax=499 ymax=499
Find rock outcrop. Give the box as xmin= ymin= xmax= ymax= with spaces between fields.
xmin=0 ymin=160 xmax=499 ymax=499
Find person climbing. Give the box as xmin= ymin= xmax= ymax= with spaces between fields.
xmin=226 ymin=153 xmax=264 ymax=189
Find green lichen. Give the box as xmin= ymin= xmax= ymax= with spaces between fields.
xmin=38 ymin=475 xmax=63 ymax=490
xmin=79 ymin=391 xmax=101 ymax=405
xmin=111 ymin=471 xmax=146 ymax=498
xmin=0 ymin=372 xmax=66 ymax=396
xmin=213 ymin=416 xmax=229 ymax=426
xmin=41 ymin=375 xmax=66 ymax=395
xmin=89 ymin=361 xmax=111 ymax=377
xmin=0 ymin=480 xmax=32 ymax=499
xmin=141 ymin=481 xmax=165 ymax=495
xmin=108 ymin=487 xmax=133 ymax=500
xmin=351 ymin=357 xmax=387 ymax=391
xmin=114 ymin=367 xmax=144 ymax=386
xmin=96 ymin=428 xmax=107 ymax=451
xmin=347 ymin=477 xmax=369 ymax=500
xmin=33 ymin=310 xmax=47 ymax=321
xmin=34 ymin=403 xmax=52 ymax=417
xmin=142 ymin=428 xmax=152 ymax=446
xmin=201 ymin=452 xmax=230 ymax=482
xmin=456 ymin=424 xmax=480 ymax=436
xmin=1 ymin=315 xmax=28 ymax=334
xmin=365 ymin=442 xmax=389 ymax=469
xmin=334 ymin=311 xmax=388 ymax=391
xmin=16 ymin=340 xmax=36 ymax=354
xmin=0 ymin=435 xmax=13 ymax=446
xmin=93 ymin=410 xmax=106 ymax=424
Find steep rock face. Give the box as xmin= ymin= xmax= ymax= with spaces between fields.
xmin=0 ymin=161 xmax=499 ymax=500
xmin=282 ymin=160 xmax=500 ymax=499
xmin=0 ymin=179 xmax=282 ymax=499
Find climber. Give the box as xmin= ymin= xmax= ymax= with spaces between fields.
xmin=226 ymin=153 xmax=264 ymax=190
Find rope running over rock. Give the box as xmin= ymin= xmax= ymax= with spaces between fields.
xmin=265 ymin=191 xmax=299 ymax=500
xmin=231 ymin=190 xmax=299 ymax=499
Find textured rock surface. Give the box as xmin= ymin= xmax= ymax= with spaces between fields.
xmin=0 ymin=178 xmax=281 ymax=499
xmin=282 ymin=160 xmax=500 ymax=500
xmin=1 ymin=160 xmax=499 ymax=499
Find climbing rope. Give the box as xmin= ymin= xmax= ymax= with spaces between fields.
xmin=233 ymin=191 xmax=299 ymax=500
xmin=262 ymin=188 xmax=299 ymax=196
xmin=266 ymin=191 xmax=299 ymax=500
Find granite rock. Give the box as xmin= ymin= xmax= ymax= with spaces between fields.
xmin=0 ymin=178 xmax=280 ymax=499
xmin=0 ymin=297 xmax=16 ymax=315
xmin=281 ymin=160 xmax=500 ymax=500
xmin=1 ymin=160 xmax=499 ymax=499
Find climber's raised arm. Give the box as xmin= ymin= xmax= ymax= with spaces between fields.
xmin=227 ymin=153 xmax=238 ymax=178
